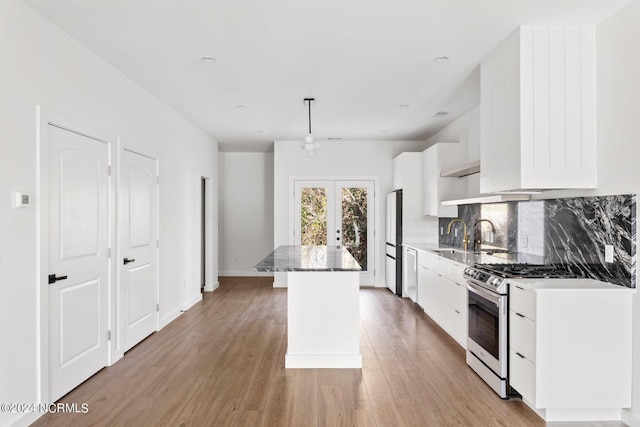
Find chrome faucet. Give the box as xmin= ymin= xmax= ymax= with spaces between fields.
xmin=474 ymin=219 xmax=496 ymax=253
xmin=446 ymin=218 xmax=469 ymax=252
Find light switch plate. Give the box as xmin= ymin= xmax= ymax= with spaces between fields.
xmin=14 ymin=191 xmax=30 ymax=208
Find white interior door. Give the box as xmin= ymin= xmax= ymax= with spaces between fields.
xmin=48 ymin=125 xmax=109 ymax=402
xmin=119 ymin=149 xmax=158 ymax=352
xmin=294 ymin=180 xmax=374 ymax=285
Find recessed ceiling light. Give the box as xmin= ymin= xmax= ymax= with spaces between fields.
xmin=380 ymin=130 xmax=389 ymax=134
xmin=255 ymin=130 xmax=264 ymax=133
xmin=433 ymin=56 xmax=449 ymax=62
xmin=201 ymin=56 xmax=216 ymax=63
xmin=236 ymin=105 xmax=247 ymax=109
xmin=328 ymin=137 xmax=342 ymax=141
xmin=432 ymin=111 xmax=449 ymax=118
xmin=399 ymin=104 xmax=410 ymax=108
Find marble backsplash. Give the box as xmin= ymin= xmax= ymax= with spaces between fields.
xmin=439 ymin=194 xmax=636 ymax=288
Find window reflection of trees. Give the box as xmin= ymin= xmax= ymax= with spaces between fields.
xmin=342 ymin=188 xmax=367 ymax=270
xmin=301 ymin=188 xmax=327 ymax=245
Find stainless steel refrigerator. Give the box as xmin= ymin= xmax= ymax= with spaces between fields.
xmin=385 ymin=190 xmax=402 ymax=296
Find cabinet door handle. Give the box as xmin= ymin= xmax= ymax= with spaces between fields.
xmin=515 ymin=312 xmax=525 ymax=318
xmin=515 ymin=352 xmax=525 ymax=359
xmin=454 ymin=309 xmax=460 ymax=314
xmin=515 ymin=286 xmax=524 ymax=290
xmin=123 ymin=257 xmax=136 ymax=265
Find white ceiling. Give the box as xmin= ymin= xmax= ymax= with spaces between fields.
xmin=25 ymin=0 xmax=630 ymax=151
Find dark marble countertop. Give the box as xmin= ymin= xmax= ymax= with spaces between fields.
xmin=254 ymin=245 xmax=362 ymax=272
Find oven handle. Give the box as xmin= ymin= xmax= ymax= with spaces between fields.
xmin=466 ymin=281 xmax=501 ymax=306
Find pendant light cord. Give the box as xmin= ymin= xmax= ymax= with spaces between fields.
xmin=307 ymin=100 xmax=312 ymax=134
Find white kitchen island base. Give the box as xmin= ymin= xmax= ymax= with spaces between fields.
xmin=285 ymin=271 xmax=361 ymax=369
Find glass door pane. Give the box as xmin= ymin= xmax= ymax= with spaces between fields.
xmin=300 ymin=187 xmax=327 ymax=245
xmin=294 ymin=181 xmax=335 ymax=247
xmin=340 ymin=187 xmax=368 ymax=270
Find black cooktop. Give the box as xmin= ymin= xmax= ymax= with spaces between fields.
xmin=473 ymin=263 xmax=580 ymax=279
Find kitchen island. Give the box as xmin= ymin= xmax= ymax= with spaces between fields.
xmin=254 ymin=245 xmax=362 ymax=368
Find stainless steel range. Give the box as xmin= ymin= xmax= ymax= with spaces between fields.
xmin=463 ymin=263 xmax=578 ymax=398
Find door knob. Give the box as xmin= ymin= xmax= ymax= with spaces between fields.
xmin=48 ymin=274 xmax=68 ymax=284
xmin=123 ymin=258 xmax=136 ymax=265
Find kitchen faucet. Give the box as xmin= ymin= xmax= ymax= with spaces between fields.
xmin=474 ymin=219 xmax=496 ymax=253
xmin=446 ymin=218 xmax=469 ymax=251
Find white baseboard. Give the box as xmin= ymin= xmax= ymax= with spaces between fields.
xmin=273 ymin=279 xmax=287 ymax=288
xmin=623 ymin=408 xmax=640 ymax=427
xmin=219 ymin=270 xmax=274 ymax=277
xmin=203 ymin=281 xmax=219 ymax=292
xmin=182 ymin=293 xmax=202 ymax=311
xmin=160 ymin=307 xmax=183 ymax=329
xmin=7 ymin=410 xmax=41 ymax=427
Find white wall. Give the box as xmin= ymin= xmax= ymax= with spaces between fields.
xmin=218 ymin=152 xmax=274 ymax=276
xmin=273 ymin=140 xmax=428 ymax=287
xmin=0 ymin=2 xmax=217 ymax=426
xmin=425 ymin=105 xmax=482 ymax=201
xmin=422 ymin=3 xmax=640 ymax=422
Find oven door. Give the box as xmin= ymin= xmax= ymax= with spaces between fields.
xmin=466 ymin=281 xmax=508 ymax=379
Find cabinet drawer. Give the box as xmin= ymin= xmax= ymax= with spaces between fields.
xmin=510 ymin=310 xmax=536 ymax=362
xmin=510 ymin=348 xmax=536 ymax=404
xmin=442 ymin=260 xmax=466 ymax=285
xmin=448 ymin=307 xmax=467 ymax=348
xmin=417 ymin=251 xmax=437 ymax=270
xmin=509 ymin=284 xmax=536 ymax=320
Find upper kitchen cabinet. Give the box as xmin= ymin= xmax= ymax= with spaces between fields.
xmin=480 ymin=26 xmax=597 ymax=193
xmin=422 ymin=143 xmax=459 ymax=217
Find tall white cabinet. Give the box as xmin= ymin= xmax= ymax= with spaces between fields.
xmin=480 ymin=26 xmax=597 ymax=193
xmin=393 ymin=152 xmax=430 ymax=242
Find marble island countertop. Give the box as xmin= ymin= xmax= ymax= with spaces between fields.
xmin=254 ymin=245 xmax=361 ymax=272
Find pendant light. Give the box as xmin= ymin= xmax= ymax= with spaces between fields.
xmin=302 ymin=98 xmax=320 ymax=157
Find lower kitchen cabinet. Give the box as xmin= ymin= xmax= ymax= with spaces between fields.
xmin=417 ymin=251 xmax=467 ymax=348
xmin=508 ymin=281 xmax=633 ymax=422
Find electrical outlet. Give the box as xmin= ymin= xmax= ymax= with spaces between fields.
xmin=454 ymin=228 xmax=458 ymax=237
xmin=233 ymin=256 xmax=239 ymax=263
xmin=605 ymin=245 xmax=614 ymax=263
xmin=521 ymin=235 xmax=528 ymax=248
xmin=440 ymin=227 xmax=443 ymax=235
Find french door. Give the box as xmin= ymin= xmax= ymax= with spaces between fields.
xmin=294 ymin=180 xmax=374 ymax=285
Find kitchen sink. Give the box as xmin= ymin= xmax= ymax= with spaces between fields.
xmin=431 ymin=248 xmax=464 ymax=254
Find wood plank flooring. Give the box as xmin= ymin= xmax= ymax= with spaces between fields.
xmin=32 ymin=277 xmax=626 ymax=427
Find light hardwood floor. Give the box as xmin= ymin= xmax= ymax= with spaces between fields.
xmin=32 ymin=277 xmax=626 ymax=426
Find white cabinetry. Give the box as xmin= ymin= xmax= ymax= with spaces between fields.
xmin=421 ymin=144 xmax=458 ymax=217
xmin=480 ymin=26 xmax=597 ymax=193
xmin=392 ymin=153 xmax=425 ymax=242
xmin=509 ymin=282 xmax=633 ymax=421
xmin=416 ymin=251 xmax=467 ymax=348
